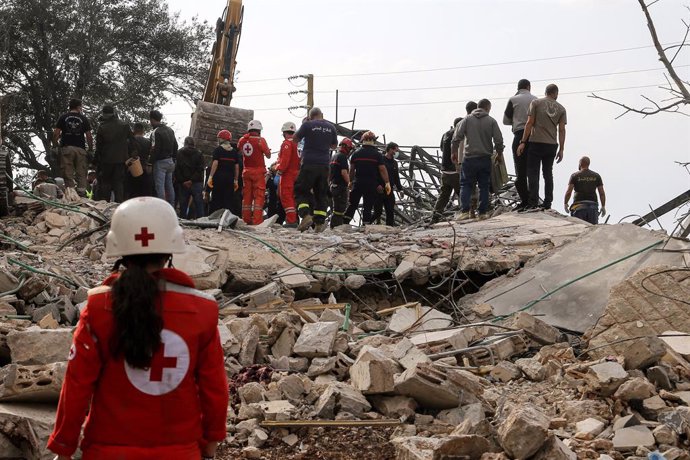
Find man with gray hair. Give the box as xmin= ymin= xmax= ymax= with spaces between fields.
xmin=175 ymin=136 xmax=206 ymax=219
xmin=452 ymin=99 xmax=504 ymax=220
xmin=292 ymin=107 xmax=338 ymax=232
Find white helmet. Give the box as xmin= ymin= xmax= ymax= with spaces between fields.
xmin=281 ymin=121 xmax=296 ymax=133
xmin=247 ymin=119 xmax=263 ymax=131
xmin=105 ymin=197 xmax=186 ymax=258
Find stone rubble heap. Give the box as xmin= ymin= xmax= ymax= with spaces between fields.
xmin=0 ymin=198 xmax=689 ymax=459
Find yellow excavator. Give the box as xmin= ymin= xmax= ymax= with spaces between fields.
xmin=203 ymin=0 xmax=243 ymax=106
xmin=190 ymin=0 xmax=253 ymax=155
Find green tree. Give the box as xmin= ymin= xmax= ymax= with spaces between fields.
xmin=0 ymin=0 xmax=211 ymax=172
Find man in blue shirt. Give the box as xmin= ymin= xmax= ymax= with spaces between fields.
xmin=293 ymin=107 xmax=338 ymax=232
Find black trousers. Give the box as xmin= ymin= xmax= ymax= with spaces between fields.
xmin=344 ymin=182 xmax=378 ymax=224
xmin=97 ymin=163 xmax=125 ymax=203
xmin=209 ymin=174 xmax=235 ymax=214
xmin=330 ymin=184 xmax=348 ymax=228
xmin=512 ymin=130 xmax=528 ymax=206
xmin=526 ymin=142 xmax=558 ymax=208
xmin=125 ymin=171 xmax=153 ymax=199
xmin=295 ymin=164 xmax=329 ymax=224
xmin=433 ymin=173 xmax=460 ymax=216
xmin=372 ymin=189 xmax=396 ymax=226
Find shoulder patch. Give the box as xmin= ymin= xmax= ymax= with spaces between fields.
xmin=88 ymin=285 xmax=112 ymax=297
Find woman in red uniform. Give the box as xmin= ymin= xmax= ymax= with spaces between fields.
xmin=48 ymin=196 xmax=229 ymax=460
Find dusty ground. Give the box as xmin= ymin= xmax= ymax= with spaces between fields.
xmin=217 ymin=427 xmax=398 ymax=459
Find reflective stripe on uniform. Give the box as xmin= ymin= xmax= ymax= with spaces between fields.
xmin=332 ymin=211 xmax=344 ymax=216
xmin=313 ymin=210 xmax=327 ymax=217
xmin=298 ymin=203 xmax=310 ymax=210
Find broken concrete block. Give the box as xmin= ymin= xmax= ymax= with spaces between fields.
xmin=307 ymin=356 xmax=337 ymax=377
xmin=37 ymin=313 xmax=59 ymax=330
xmin=490 ymin=360 xmax=522 ymax=382
xmin=449 ymin=403 xmax=488 ymax=436
xmin=657 ymin=407 xmax=690 ymax=435
xmin=428 ymin=257 xmax=450 ymax=277
xmin=315 ymin=382 xmax=370 ymax=418
xmin=319 ymin=308 xmax=347 ymax=329
xmin=647 ymin=365 xmax=673 ymax=391
xmin=613 ymin=376 xmax=656 ymax=401
xmin=560 ymin=400 xmax=612 ymax=424
xmin=0 ymin=403 xmax=56 ymax=459
xmin=238 ymin=325 xmax=260 ymax=366
xmin=393 ymin=435 xmax=491 ymax=460
xmin=575 ymin=417 xmax=606 ymax=437
xmin=506 ymin=311 xmax=561 ymax=345
xmin=622 ymin=336 xmax=666 ymax=370
xmin=471 ymin=303 xmax=494 ymax=319
xmin=0 ymin=432 xmax=23 ymax=458
xmin=31 ymin=304 xmax=60 ymax=324
xmin=445 ymin=369 xmax=486 ymax=397
xmin=394 ymin=260 xmax=415 ymax=281
xmin=586 ymin=361 xmax=628 ymax=395
xmin=0 ymin=362 xmax=66 ymax=403
xmin=238 ymin=382 xmax=264 ymax=405
xmin=532 ymin=435 xmax=576 ymax=460
xmin=271 ymin=327 xmax=297 ymax=358
xmin=497 ymin=403 xmax=550 ymax=459
xmin=277 ymin=374 xmax=305 ymax=401
xmin=17 ymin=276 xmax=48 ymax=301
xmin=293 ymin=321 xmax=339 ymax=358
xmin=612 ymin=425 xmax=655 ymax=451
xmin=653 ymin=424 xmax=678 ymax=446
xmin=660 ymin=330 xmax=690 ymax=359
xmin=515 ymin=357 xmax=546 ymax=381
xmin=612 ymin=414 xmax=640 ymax=431
xmin=350 ymin=346 xmax=401 ymax=394
xmin=370 ymin=395 xmax=417 ymax=420
xmin=256 ymin=400 xmax=295 ymax=421
xmin=388 ymin=306 xmax=452 ymax=333
xmin=642 ymin=395 xmax=668 ymax=419
xmin=7 ymin=327 xmax=72 ymax=365
xmin=242 ymin=446 xmax=261 ymax=459
xmin=394 ymin=364 xmax=460 ymax=410
xmin=344 ymin=274 xmax=366 ymax=290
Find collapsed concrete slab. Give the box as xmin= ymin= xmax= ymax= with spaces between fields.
xmin=394 ymin=363 xmax=461 ymax=409
xmin=0 ymin=403 xmax=56 ymax=460
xmin=0 ymin=362 xmax=66 ymax=402
xmin=466 ymin=224 xmax=689 ymax=333
xmin=7 ymin=327 xmax=72 ymax=365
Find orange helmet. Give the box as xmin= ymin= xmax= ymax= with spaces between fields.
xmin=339 ymin=138 xmax=354 ymax=153
xmin=217 ymin=130 xmax=232 ymax=141
xmin=361 ymin=131 xmax=377 ymax=144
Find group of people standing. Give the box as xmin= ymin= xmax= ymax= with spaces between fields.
xmin=434 ymin=79 xmax=606 ymax=225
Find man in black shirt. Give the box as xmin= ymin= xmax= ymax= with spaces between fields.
xmin=372 ymin=142 xmax=403 ymax=226
xmin=175 ymin=137 xmax=206 ymax=219
xmin=329 ymin=138 xmax=354 ymax=228
xmin=343 ymin=131 xmax=391 ymax=225
xmin=53 ymin=99 xmax=93 ymax=195
xmin=94 ymin=105 xmax=134 ymax=203
xmin=432 ymin=117 xmax=463 ymax=222
xmin=564 ymin=156 xmax=606 ymax=224
xmin=149 ymin=110 xmax=178 ymax=207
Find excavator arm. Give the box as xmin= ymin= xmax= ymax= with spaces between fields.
xmin=203 ymin=0 xmax=243 ymax=106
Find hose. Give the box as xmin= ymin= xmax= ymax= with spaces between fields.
xmin=0 ymin=233 xmax=30 ymax=251
xmin=227 ymin=229 xmax=396 ymax=275
xmin=492 ymin=239 xmax=664 ymax=322
xmin=7 ymin=258 xmax=79 ymax=288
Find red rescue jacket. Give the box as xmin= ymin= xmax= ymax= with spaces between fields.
xmin=48 ymin=268 xmax=228 ymax=458
xmin=277 ymin=138 xmax=300 ymax=177
xmin=237 ymin=133 xmax=270 ymax=170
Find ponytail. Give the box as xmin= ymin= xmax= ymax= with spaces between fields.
xmin=111 ymin=254 xmax=167 ymax=368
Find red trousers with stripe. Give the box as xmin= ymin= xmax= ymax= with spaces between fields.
xmin=279 ymin=172 xmax=298 ymax=224
xmin=242 ymin=167 xmax=266 ymax=225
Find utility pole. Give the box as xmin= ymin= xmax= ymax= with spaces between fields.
xmin=306 ymin=74 xmax=314 ymax=111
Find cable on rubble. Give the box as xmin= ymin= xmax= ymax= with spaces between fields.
xmin=227 ymin=229 xmax=396 ymax=275
xmin=0 ymin=233 xmax=31 ymax=251
xmin=491 ymin=239 xmax=664 ymax=323
xmin=7 ymin=258 xmax=79 ymax=288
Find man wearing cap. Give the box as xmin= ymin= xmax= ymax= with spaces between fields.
xmin=149 ymin=110 xmax=178 ymax=207
xmin=293 ymin=107 xmax=338 ymax=232
xmin=94 ymin=105 xmax=135 ymax=203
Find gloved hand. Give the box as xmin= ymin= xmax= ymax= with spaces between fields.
xmin=207 ymin=177 xmax=214 ymax=189
xmin=233 ymin=180 xmax=239 ymax=191
xmin=599 ymin=207 xmax=606 ymax=217
xmin=385 ymin=183 xmax=392 ymax=195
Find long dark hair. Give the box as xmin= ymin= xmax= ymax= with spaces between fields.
xmin=110 ymin=254 xmax=168 ymax=368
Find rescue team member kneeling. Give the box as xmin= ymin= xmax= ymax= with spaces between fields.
xmin=48 ymin=197 xmax=229 ymax=460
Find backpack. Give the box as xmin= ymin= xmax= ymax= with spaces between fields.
xmin=440 ymin=128 xmax=454 ymax=156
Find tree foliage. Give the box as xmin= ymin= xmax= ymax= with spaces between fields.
xmin=0 ymin=0 xmax=211 ymax=172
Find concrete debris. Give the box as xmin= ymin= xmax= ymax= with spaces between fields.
xmin=2 ymin=198 xmax=690 ymax=459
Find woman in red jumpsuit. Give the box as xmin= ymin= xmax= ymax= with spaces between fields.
xmin=48 ymin=196 xmax=229 ymax=460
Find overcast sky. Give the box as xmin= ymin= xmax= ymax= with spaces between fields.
xmin=164 ymin=0 xmax=690 ymax=231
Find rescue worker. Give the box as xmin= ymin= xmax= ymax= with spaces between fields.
xmin=343 ymin=131 xmax=391 ymax=225
xmin=129 ymin=122 xmax=154 ymax=198
xmin=238 ymin=120 xmax=271 ymax=225
xmin=94 ymin=105 xmax=135 ymax=203
xmin=564 ymin=156 xmax=606 ymax=224
xmin=372 ymin=142 xmax=403 ymax=226
xmin=52 ymin=98 xmax=93 ymax=196
xmin=329 ymin=138 xmax=354 ymax=228
xmin=293 ymin=107 xmax=338 ymax=233
xmin=432 ymin=117 xmax=463 ymax=222
xmin=207 ymin=129 xmax=239 ymax=214
xmin=48 ymin=196 xmax=228 ymax=460
xmin=175 ymin=137 xmax=206 ymax=219
xmin=276 ymin=121 xmax=300 ymax=228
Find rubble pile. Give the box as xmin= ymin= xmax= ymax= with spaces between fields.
xmin=1 ymin=197 xmax=689 ymax=459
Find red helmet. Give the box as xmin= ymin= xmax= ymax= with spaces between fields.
xmin=361 ymin=131 xmax=377 ymax=144
xmin=339 ymin=138 xmax=354 ymax=153
xmin=217 ymin=130 xmax=232 ymax=141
